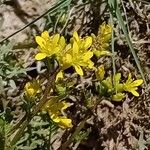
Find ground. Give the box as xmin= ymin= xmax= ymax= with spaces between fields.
xmin=0 ymin=0 xmax=150 ymax=150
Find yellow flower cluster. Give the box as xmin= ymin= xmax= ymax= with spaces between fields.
xmin=35 ymin=31 xmax=93 ymax=76
xmin=24 ymin=80 xmax=72 ymax=128
xmin=96 ymin=65 xmax=143 ymax=101
xmin=42 ymin=98 xmax=72 ymax=128
xmin=24 ymin=23 xmax=144 ymax=131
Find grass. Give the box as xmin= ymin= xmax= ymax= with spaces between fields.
xmin=107 ymin=0 xmax=147 ymax=86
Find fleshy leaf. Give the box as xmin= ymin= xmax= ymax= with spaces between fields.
xmin=112 ymin=93 xmax=125 ymax=101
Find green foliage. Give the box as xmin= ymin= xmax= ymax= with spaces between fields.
xmin=0 ymin=42 xmax=26 ymax=79
xmin=16 ymin=115 xmax=58 ymax=150
xmin=0 ymin=116 xmax=5 ymax=150
xmin=0 ymin=114 xmax=12 ymax=150
xmin=73 ymin=128 xmax=91 ymax=142
xmin=56 ymin=79 xmax=74 ymax=96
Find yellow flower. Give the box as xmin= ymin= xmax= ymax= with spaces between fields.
xmin=42 ymin=98 xmax=72 ymax=129
xmin=123 ymin=73 xmax=143 ymax=96
xmin=101 ymin=76 xmax=113 ymax=93
xmin=91 ymin=23 xmax=112 ymax=57
xmin=71 ymin=32 xmax=92 ymax=52
xmin=102 ymin=73 xmax=124 ymax=93
xmin=35 ymin=31 xmax=66 ymax=60
xmin=43 ymin=98 xmax=70 ymax=113
xmin=114 ymin=73 xmax=124 ymax=92
xmin=95 ymin=65 xmax=105 ymax=81
xmin=62 ymin=32 xmax=94 ymax=75
xmin=35 ymin=31 xmax=94 ymax=76
xmin=100 ymin=22 xmax=112 ymax=42
xmin=24 ymin=80 xmax=41 ymax=98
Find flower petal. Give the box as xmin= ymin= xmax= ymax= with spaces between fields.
xmin=41 ymin=31 xmax=49 ymax=39
xmin=73 ymin=41 xmax=79 ymax=56
xmin=54 ymin=47 xmax=60 ymax=54
xmin=59 ymin=36 xmax=66 ymax=48
xmin=131 ymin=79 xmax=143 ymax=87
xmin=64 ymin=54 xmax=72 ymax=64
xmin=82 ymin=51 xmax=93 ymax=61
xmin=61 ymin=102 xmax=70 ymax=110
xmin=59 ymin=117 xmax=73 ymax=128
xmin=84 ymin=37 xmax=92 ymax=49
xmin=35 ymin=36 xmax=46 ymax=48
xmin=88 ymin=61 xmax=94 ymax=68
xmin=130 ymin=89 xmax=139 ymax=96
xmin=35 ymin=53 xmax=47 ymax=60
xmin=51 ymin=114 xmax=60 ymax=123
xmin=73 ymin=31 xmax=80 ymax=42
xmin=53 ymin=34 xmax=60 ymax=45
xmin=74 ymin=65 xmax=83 ymax=76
